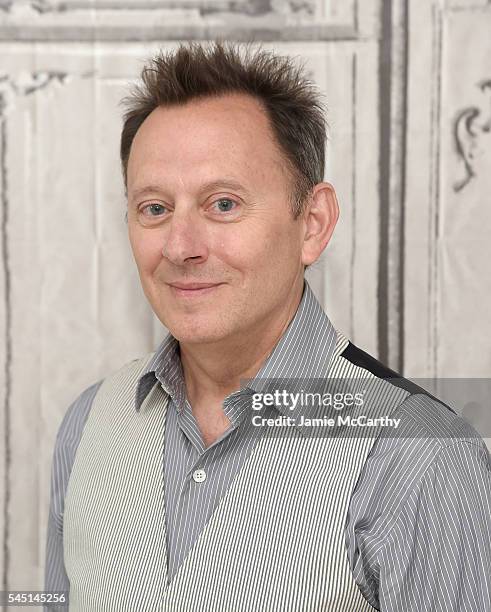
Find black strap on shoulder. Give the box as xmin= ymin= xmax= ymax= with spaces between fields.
xmin=340 ymin=341 xmax=444 ymax=405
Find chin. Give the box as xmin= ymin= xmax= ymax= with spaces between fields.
xmin=171 ymin=331 xmax=225 ymax=345
xmin=164 ymin=317 xmax=227 ymax=345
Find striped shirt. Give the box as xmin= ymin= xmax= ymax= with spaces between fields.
xmin=45 ymin=280 xmax=491 ymax=611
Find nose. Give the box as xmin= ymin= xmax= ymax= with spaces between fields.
xmin=161 ymin=207 xmax=209 ymax=265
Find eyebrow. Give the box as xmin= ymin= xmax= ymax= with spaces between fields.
xmin=129 ymin=178 xmax=252 ymax=203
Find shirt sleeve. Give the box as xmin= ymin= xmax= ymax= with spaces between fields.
xmin=44 ymin=381 xmax=103 ymax=610
xmin=377 ymin=440 xmax=491 ymax=611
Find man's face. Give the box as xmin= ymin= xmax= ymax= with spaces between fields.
xmin=126 ymin=93 xmax=308 ymax=346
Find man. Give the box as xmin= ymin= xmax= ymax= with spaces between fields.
xmin=45 ymin=42 xmax=491 ymax=611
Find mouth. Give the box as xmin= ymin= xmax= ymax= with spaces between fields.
xmin=167 ymin=282 xmax=224 ymax=298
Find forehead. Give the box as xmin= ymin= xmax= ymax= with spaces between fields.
xmin=126 ymin=93 xmax=289 ymax=190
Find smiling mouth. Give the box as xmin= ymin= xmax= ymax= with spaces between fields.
xmin=167 ymin=283 xmax=224 ymax=297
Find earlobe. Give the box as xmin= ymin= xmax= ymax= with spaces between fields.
xmin=301 ymin=182 xmax=339 ymax=266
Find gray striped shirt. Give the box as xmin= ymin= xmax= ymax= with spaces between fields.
xmin=45 ymin=280 xmax=491 ymax=610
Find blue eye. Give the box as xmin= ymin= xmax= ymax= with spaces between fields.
xmin=213 ymin=198 xmax=236 ymax=213
xmin=143 ymin=203 xmax=166 ymax=216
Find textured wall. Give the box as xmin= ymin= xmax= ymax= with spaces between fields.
xmin=0 ymin=0 xmax=489 ymax=598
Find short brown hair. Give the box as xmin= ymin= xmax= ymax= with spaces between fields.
xmin=120 ymin=41 xmax=327 ymax=219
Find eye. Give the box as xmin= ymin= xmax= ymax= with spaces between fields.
xmin=140 ymin=203 xmax=167 ymax=217
xmin=210 ymin=198 xmax=238 ymax=213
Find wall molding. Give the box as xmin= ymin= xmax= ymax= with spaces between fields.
xmin=0 ymin=0 xmax=361 ymax=41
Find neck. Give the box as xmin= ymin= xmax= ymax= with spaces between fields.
xmin=179 ymin=280 xmax=305 ymax=406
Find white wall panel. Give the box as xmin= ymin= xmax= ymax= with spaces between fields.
xmin=438 ymin=9 xmax=491 ymax=377
xmin=405 ymin=1 xmax=491 ymax=378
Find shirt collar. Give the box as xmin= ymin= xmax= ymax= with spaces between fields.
xmin=134 ymin=333 xmax=183 ymax=412
xmin=134 ymin=279 xmax=338 ymax=414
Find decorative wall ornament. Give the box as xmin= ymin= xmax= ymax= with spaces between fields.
xmin=0 ymin=72 xmax=71 ymax=122
xmin=453 ymin=79 xmax=491 ymax=192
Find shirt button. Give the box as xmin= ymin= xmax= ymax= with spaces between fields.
xmin=192 ymin=468 xmax=206 ymax=483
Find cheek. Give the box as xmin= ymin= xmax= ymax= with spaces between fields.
xmin=129 ymin=228 xmax=163 ymax=274
xmin=215 ymin=231 xmax=275 ymax=271
xmin=217 ymin=220 xmax=299 ymax=275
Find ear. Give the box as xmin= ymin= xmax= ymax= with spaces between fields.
xmin=301 ymin=182 xmax=339 ymax=267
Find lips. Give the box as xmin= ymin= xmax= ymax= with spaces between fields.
xmin=168 ymin=282 xmax=221 ymax=290
xmin=167 ymin=282 xmax=224 ymax=298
